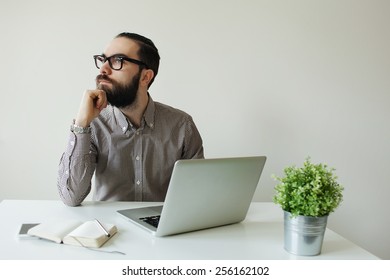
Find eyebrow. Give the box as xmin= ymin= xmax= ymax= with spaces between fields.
xmin=102 ymin=53 xmax=129 ymax=58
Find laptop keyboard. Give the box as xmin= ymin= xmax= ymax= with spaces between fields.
xmin=140 ymin=215 xmax=160 ymax=228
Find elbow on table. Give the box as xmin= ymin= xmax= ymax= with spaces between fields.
xmin=58 ymin=190 xmax=84 ymax=207
xmin=62 ymin=199 xmax=82 ymax=207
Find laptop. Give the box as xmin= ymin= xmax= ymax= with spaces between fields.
xmin=117 ymin=156 xmax=266 ymax=237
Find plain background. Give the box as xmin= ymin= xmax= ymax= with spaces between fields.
xmin=0 ymin=0 xmax=389 ymax=259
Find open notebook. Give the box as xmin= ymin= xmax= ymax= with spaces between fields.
xmin=27 ymin=219 xmax=117 ymax=248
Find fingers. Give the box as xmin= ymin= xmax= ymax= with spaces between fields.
xmin=93 ymin=90 xmax=108 ymax=111
xmin=75 ymin=90 xmax=108 ymax=127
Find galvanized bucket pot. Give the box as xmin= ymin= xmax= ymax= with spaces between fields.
xmin=283 ymin=211 xmax=328 ymax=256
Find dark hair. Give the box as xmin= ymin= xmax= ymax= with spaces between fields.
xmin=115 ymin=32 xmax=160 ymax=88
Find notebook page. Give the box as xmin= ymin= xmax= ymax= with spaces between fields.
xmin=27 ymin=220 xmax=82 ymax=243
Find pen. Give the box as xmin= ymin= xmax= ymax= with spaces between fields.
xmin=95 ymin=219 xmax=111 ymax=237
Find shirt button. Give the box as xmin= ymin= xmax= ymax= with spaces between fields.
xmin=70 ymin=141 xmax=75 ymax=146
xmin=136 ymin=155 xmax=140 ymax=161
xmin=136 ymin=180 xmax=141 ymax=185
xmin=122 ymin=127 xmax=127 ymax=132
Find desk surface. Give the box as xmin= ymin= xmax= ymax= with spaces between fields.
xmin=0 ymin=200 xmax=378 ymax=260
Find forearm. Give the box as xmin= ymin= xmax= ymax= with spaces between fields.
xmin=57 ymin=132 xmax=96 ymax=206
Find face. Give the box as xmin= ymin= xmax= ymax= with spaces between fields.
xmin=95 ymin=37 xmax=144 ymax=108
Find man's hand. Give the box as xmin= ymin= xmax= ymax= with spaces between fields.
xmin=75 ymin=90 xmax=108 ymax=127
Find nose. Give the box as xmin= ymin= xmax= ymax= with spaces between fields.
xmin=99 ymin=60 xmax=112 ymax=75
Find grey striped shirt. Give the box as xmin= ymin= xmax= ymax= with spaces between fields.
xmin=57 ymin=96 xmax=204 ymax=206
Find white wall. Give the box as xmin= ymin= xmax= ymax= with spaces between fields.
xmin=0 ymin=0 xmax=389 ymax=259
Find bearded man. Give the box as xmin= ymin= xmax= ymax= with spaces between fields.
xmin=58 ymin=32 xmax=204 ymax=206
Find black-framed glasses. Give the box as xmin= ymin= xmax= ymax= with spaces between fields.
xmin=93 ymin=54 xmax=148 ymax=71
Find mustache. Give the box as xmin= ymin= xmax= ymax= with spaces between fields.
xmin=96 ymin=74 xmax=113 ymax=83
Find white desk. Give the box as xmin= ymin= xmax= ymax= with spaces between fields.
xmin=0 ymin=200 xmax=378 ymax=260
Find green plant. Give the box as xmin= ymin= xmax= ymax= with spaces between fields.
xmin=273 ymin=158 xmax=344 ymax=217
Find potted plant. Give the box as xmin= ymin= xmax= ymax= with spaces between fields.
xmin=273 ymin=157 xmax=344 ymax=256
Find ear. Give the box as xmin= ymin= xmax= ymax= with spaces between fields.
xmin=140 ymin=69 xmax=154 ymax=87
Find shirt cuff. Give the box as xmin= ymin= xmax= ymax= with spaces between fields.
xmin=66 ymin=132 xmax=91 ymax=156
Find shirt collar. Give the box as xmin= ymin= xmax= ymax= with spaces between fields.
xmin=114 ymin=95 xmax=156 ymax=134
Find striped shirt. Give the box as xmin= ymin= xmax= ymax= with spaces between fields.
xmin=57 ymin=96 xmax=204 ymax=206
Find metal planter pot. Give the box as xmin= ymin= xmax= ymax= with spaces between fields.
xmin=283 ymin=211 xmax=328 ymax=256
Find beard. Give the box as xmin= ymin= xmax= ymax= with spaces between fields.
xmin=96 ymin=71 xmax=141 ymax=108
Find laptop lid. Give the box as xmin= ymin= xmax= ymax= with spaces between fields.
xmin=117 ymin=156 xmax=266 ymax=237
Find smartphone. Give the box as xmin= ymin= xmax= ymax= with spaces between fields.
xmin=17 ymin=223 xmax=40 ymax=239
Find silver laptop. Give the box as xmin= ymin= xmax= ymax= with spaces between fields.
xmin=117 ymin=156 xmax=266 ymax=237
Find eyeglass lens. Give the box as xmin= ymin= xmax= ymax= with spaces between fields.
xmin=95 ymin=55 xmax=123 ymax=70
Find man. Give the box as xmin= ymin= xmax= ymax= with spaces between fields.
xmin=57 ymin=32 xmax=204 ymax=206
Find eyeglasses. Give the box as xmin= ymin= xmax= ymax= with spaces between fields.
xmin=93 ymin=54 xmax=148 ymax=71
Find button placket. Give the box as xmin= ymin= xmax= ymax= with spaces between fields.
xmin=133 ymin=129 xmax=143 ymax=201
